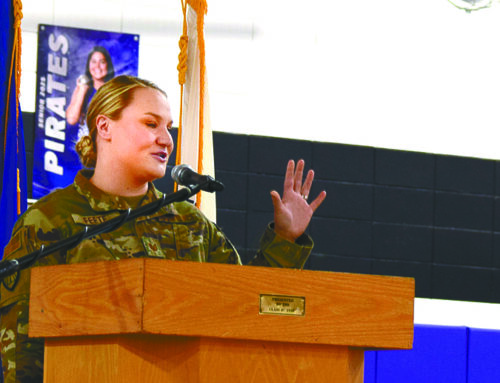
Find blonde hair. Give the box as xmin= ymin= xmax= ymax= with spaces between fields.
xmin=75 ymin=75 xmax=167 ymax=168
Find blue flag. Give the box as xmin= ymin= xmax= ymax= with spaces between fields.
xmin=0 ymin=0 xmax=28 ymax=259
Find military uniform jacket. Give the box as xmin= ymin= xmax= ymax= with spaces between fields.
xmin=0 ymin=170 xmax=313 ymax=383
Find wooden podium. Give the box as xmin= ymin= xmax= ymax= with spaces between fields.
xmin=29 ymin=258 xmax=414 ymax=382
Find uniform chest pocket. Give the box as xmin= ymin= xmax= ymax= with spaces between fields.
xmin=172 ymin=221 xmax=207 ymax=261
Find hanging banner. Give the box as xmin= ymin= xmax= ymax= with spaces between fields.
xmin=33 ymin=24 xmax=139 ymax=199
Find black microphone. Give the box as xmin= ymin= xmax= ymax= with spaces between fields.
xmin=171 ymin=164 xmax=224 ymax=192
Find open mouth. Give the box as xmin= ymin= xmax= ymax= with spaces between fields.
xmin=154 ymin=152 xmax=167 ymax=161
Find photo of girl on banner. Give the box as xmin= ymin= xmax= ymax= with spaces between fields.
xmin=66 ymin=45 xmax=115 ymax=138
xmin=33 ymin=25 xmax=139 ymax=199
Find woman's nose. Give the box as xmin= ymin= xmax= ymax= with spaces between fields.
xmin=157 ymin=129 xmax=174 ymax=154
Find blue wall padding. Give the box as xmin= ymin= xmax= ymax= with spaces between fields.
xmin=364 ymin=351 xmax=376 ymax=383
xmin=468 ymin=328 xmax=500 ymax=383
xmin=364 ymin=324 xmax=500 ymax=382
xmin=366 ymin=324 xmax=468 ymax=383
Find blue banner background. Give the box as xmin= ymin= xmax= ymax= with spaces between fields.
xmin=33 ymin=24 xmax=139 ymax=199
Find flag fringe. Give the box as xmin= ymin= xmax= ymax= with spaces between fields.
xmin=175 ymin=0 xmax=189 ymax=192
xmin=177 ymin=0 xmax=208 ymax=209
xmin=3 ymin=0 xmax=23 ymax=214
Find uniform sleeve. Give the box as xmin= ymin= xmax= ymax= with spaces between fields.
xmin=206 ymin=217 xmax=313 ymax=269
xmin=0 ymin=214 xmax=65 ymax=383
xmin=205 ymin=220 xmax=243 ymax=265
xmin=1 ymin=299 xmax=44 ymax=383
xmin=247 ymin=223 xmax=313 ymax=269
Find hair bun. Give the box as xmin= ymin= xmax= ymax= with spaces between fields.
xmin=75 ymin=135 xmax=97 ymax=168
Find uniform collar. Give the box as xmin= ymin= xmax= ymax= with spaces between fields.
xmin=74 ymin=169 xmax=177 ymax=217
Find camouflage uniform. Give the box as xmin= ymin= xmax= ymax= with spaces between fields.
xmin=0 ymin=169 xmax=313 ymax=382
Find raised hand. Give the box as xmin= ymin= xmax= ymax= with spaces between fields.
xmin=270 ymin=159 xmax=326 ymax=242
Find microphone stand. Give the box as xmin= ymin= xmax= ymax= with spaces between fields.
xmin=0 ymin=185 xmax=203 ymax=280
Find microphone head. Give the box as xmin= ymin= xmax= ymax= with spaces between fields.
xmin=171 ymin=164 xmax=224 ymax=192
xmin=171 ymin=164 xmax=192 ymax=184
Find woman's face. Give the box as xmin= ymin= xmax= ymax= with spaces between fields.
xmin=105 ymin=87 xmax=174 ymax=185
xmin=88 ymin=51 xmax=108 ymax=81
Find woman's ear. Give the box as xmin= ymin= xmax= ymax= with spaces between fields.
xmin=95 ymin=115 xmax=112 ymax=141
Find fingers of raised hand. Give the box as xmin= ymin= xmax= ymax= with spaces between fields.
xmin=283 ymin=160 xmax=295 ymax=191
xmin=300 ymin=169 xmax=314 ymax=201
xmin=309 ymin=190 xmax=327 ymax=212
xmin=283 ymin=159 xmax=323 ymax=206
xmin=293 ymin=159 xmax=305 ymax=193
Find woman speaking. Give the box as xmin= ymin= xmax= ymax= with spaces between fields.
xmin=0 ymin=75 xmax=326 ymax=382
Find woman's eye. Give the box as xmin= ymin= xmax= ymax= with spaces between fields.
xmin=146 ymin=122 xmax=157 ymax=128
